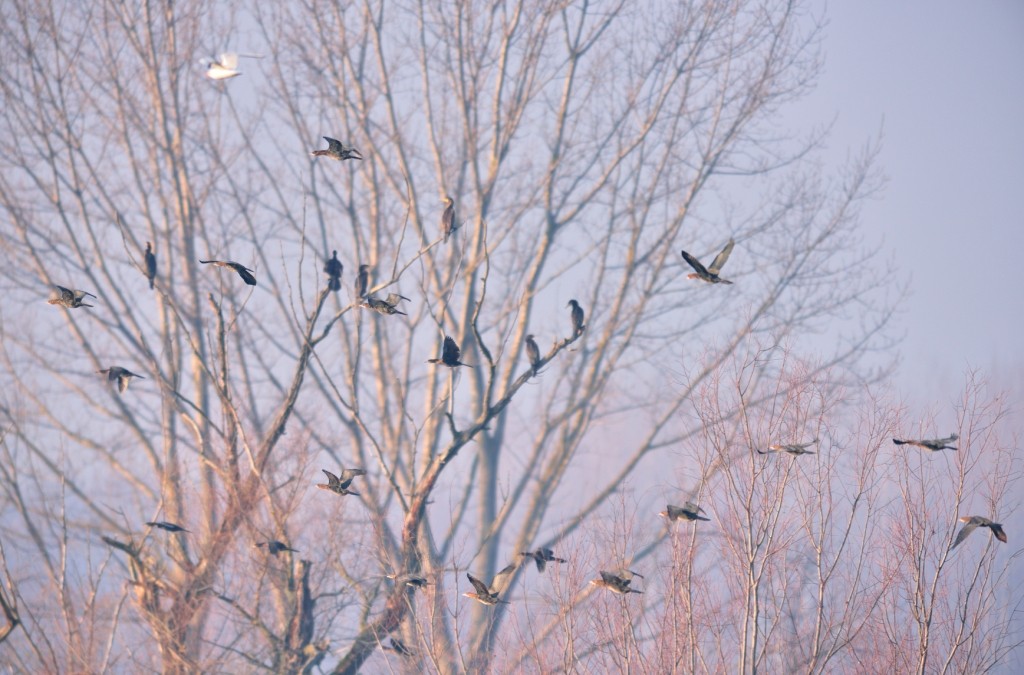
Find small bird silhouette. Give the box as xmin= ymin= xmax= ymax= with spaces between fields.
xmin=428 ymin=335 xmax=472 ymax=368
xmin=758 ymin=438 xmax=818 ymax=456
xmin=361 ymin=293 xmax=409 ymax=316
xmin=355 ymin=264 xmax=370 ymax=298
xmin=316 ymin=468 xmax=367 ymax=496
xmin=525 ymin=334 xmax=541 ymax=375
xmin=951 ymin=516 xmax=1007 ymax=549
xmin=681 ymin=239 xmax=735 ymax=284
xmin=590 ymin=569 xmax=643 ymax=595
xmin=567 ymin=300 xmax=586 ymax=338
xmin=144 ymin=242 xmax=157 ymax=290
xmin=324 ymin=251 xmax=342 ymax=292
xmin=660 ymin=502 xmax=710 ymax=522
xmin=311 ymin=137 xmax=362 ymax=161
xmin=256 ymin=540 xmax=298 ymax=555
xmin=463 ymin=563 xmax=516 ymax=605
xmin=893 ymin=433 xmax=959 ymax=452
xmin=441 ymin=196 xmax=457 ymax=242
xmin=199 ymin=259 xmax=257 ymax=286
xmin=146 ymin=521 xmax=189 ymax=533
xmin=48 ymin=285 xmax=96 ymax=309
xmin=382 ymin=637 xmax=415 ymax=657
xmin=519 ymin=548 xmax=566 ymax=573
xmin=99 ymin=366 xmax=145 ymax=394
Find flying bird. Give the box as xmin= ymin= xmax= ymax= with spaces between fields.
xmin=525 ymin=334 xmax=541 ymax=375
xmin=144 ymin=242 xmax=157 ymax=290
xmin=98 ymin=366 xmax=145 ymax=394
xmin=48 ymin=285 xmax=96 ymax=309
xmin=758 ymin=438 xmax=818 ymax=456
xmin=199 ymin=259 xmax=257 ymax=286
xmin=893 ymin=433 xmax=959 ymax=452
xmin=201 ymin=52 xmax=260 ymax=80
xmin=355 ymin=264 xmax=370 ymax=298
xmin=567 ymin=299 xmax=585 ymax=338
xmin=441 ymin=196 xmax=457 ymax=242
xmin=590 ymin=569 xmax=643 ymax=595
xmin=256 ymin=540 xmax=298 ymax=555
xmin=951 ymin=516 xmax=1007 ymax=549
xmin=387 ymin=573 xmax=430 ymax=590
xmin=660 ymin=502 xmax=711 ymax=522
xmin=382 ymin=637 xmax=415 ymax=657
xmin=316 ymin=468 xmax=367 ymax=496
xmin=311 ymin=137 xmax=362 ymax=161
xmin=681 ymin=239 xmax=735 ymax=284
xmin=463 ymin=563 xmax=516 ymax=606
xmin=324 ymin=250 xmax=342 ymax=292
xmin=146 ymin=521 xmax=189 ymax=533
xmin=519 ymin=548 xmax=566 ymax=573
xmin=428 ymin=335 xmax=472 ymax=368
xmin=361 ymin=293 xmax=409 ymax=316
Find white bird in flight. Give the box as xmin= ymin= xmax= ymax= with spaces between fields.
xmin=201 ymin=52 xmax=261 ymax=80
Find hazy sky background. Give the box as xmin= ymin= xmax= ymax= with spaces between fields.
xmin=794 ymin=1 xmax=1024 ymax=401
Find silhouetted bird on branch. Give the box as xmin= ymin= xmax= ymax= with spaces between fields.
xmin=324 ymin=250 xmax=342 ymax=292
xmin=441 ymin=196 xmax=457 ymax=242
xmin=567 ymin=299 xmax=586 ymax=338
xmin=200 ymin=259 xmax=257 ymax=286
xmin=355 ymin=264 xmax=370 ymax=298
xmin=525 ymin=334 xmax=542 ymax=375
xmin=144 ymin=242 xmax=157 ymax=290
xmin=681 ymin=239 xmax=735 ymax=284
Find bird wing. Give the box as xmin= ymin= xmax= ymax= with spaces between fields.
xmin=680 ymin=250 xmax=709 ymax=276
xmin=990 ymin=523 xmax=1008 ymax=543
xmin=384 ymin=293 xmax=406 ymax=306
xmin=442 ymin=336 xmax=461 ymax=363
xmin=324 ymin=137 xmax=343 ymax=153
xmin=230 ymin=264 xmax=257 ymax=286
xmin=708 ymin=239 xmax=735 ymax=274
xmin=219 ymin=52 xmax=238 ymax=69
xmin=339 ymin=468 xmax=367 ymax=482
xmin=951 ymin=519 xmax=980 ymax=549
xmin=684 ymin=501 xmax=705 ymax=514
xmin=467 ymin=573 xmax=490 ymax=596
xmin=321 ymin=469 xmax=340 ymax=485
xmin=490 ymin=563 xmax=517 ymax=594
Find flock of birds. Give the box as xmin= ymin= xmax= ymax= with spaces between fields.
xmin=39 ymin=54 xmax=1005 ymax=661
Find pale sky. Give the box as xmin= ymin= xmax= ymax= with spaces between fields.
xmin=795 ymin=1 xmax=1024 ymax=400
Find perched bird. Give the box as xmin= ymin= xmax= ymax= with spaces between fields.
xmin=681 ymin=239 xmax=735 ymax=284
xmin=311 ymin=137 xmax=362 ymax=161
xmin=98 ymin=366 xmax=145 ymax=394
xmin=428 ymin=335 xmax=472 ymax=368
xmin=202 ymin=52 xmax=242 ymax=80
xmin=146 ymin=521 xmax=189 ymax=533
xmin=382 ymin=637 xmax=415 ymax=657
xmin=525 ymin=334 xmax=541 ymax=375
xmin=441 ymin=196 xmax=457 ymax=243
xmin=590 ymin=569 xmax=643 ymax=595
xmin=361 ymin=293 xmax=409 ymax=316
xmin=893 ymin=433 xmax=959 ymax=452
xmin=519 ymin=548 xmax=566 ymax=573
xmin=48 ymin=285 xmax=96 ymax=309
xmin=758 ymin=438 xmax=818 ymax=456
xmin=324 ymin=250 xmax=343 ymax=292
xmin=199 ymin=259 xmax=257 ymax=286
xmin=144 ymin=242 xmax=157 ymax=290
xmin=316 ymin=468 xmax=367 ymax=496
xmin=463 ymin=563 xmax=516 ymax=606
xmin=387 ymin=573 xmax=430 ymax=590
xmin=951 ymin=516 xmax=1007 ymax=549
xmin=256 ymin=540 xmax=298 ymax=555
xmin=355 ymin=264 xmax=370 ymax=298
xmin=567 ymin=299 xmax=586 ymax=338
xmin=660 ymin=502 xmax=710 ymax=522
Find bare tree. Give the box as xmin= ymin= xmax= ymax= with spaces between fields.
xmin=8 ymin=1 xmax=1015 ymax=674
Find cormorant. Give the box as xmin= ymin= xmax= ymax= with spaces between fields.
xmin=681 ymin=239 xmax=735 ymax=284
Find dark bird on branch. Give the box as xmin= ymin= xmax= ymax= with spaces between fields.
xmin=681 ymin=239 xmax=735 ymax=284
xmin=144 ymin=242 xmax=157 ymax=290
xmin=311 ymin=137 xmax=362 ymax=161
xmin=951 ymin=515 xmax=1007 ymax=549
xmin=441 ymin=196 xmax=457 ymax=242
xmin=98 ymin=366 xmax=145 ymax=394
xmin=355 ymin=264 xmax=369 ymax=298
xmin=464 ymin=563 xmax=516 ymax=606
xmin=199 ymin=259 xmax=257 ymax=286
xmin=256 ymin=540 xmax=298 ymax=555
xmin=519 ymin=548 xmax=566 ymax=573
xmin=525 ymin=334 xmax=541 ymax=375
xmin=146 ymin=521 xmax=189 ymax=533
xmin=316 ymin=468 xmax=366 ymax=496
xmin=361 ymin=293 xmax=409 ymax=316
xmin=382 ymin=637 xmax=415 ymax=657
xmin=48 ymin=285 xmax=96 ymax=308
xmin=567 ymin=299 xmax=585 ymax=338
xmin=324 ymin=250 xmax=342 ymax=292
xmin=660 ymin=502 xmax=711 ymax=522
xmin=893 ymin=433 xmax=959 ymax=452
xmin=590 ymin=569 xmax=643 ymax=595
xmin=428 ymin=335 xmax=472 ymax=368
xmin=758 ymin=438 xmax=818 ymax=456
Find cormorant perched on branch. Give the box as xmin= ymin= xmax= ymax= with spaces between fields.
xmin=567 ymin=299 xmax=586 ymax=338
xmin=525 ymin=334 xmax=541 ymax=374
xmin=355 ymin=264 xmax=369 ymax=298
xmin=324 ymin=251 xmax=342 ymax=292
xmin=144 ymin=242 xmax=157 ymax=290
xmin=199 ymin=259 xmax=257 ymax=286
xmin=441 ymin=196 xmax=457 ymax=242
xmin=681 ymin=239 xmax=735 ymax=284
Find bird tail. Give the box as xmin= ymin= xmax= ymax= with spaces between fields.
xmin=328 ymin=278 xmax=341 ymax=291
